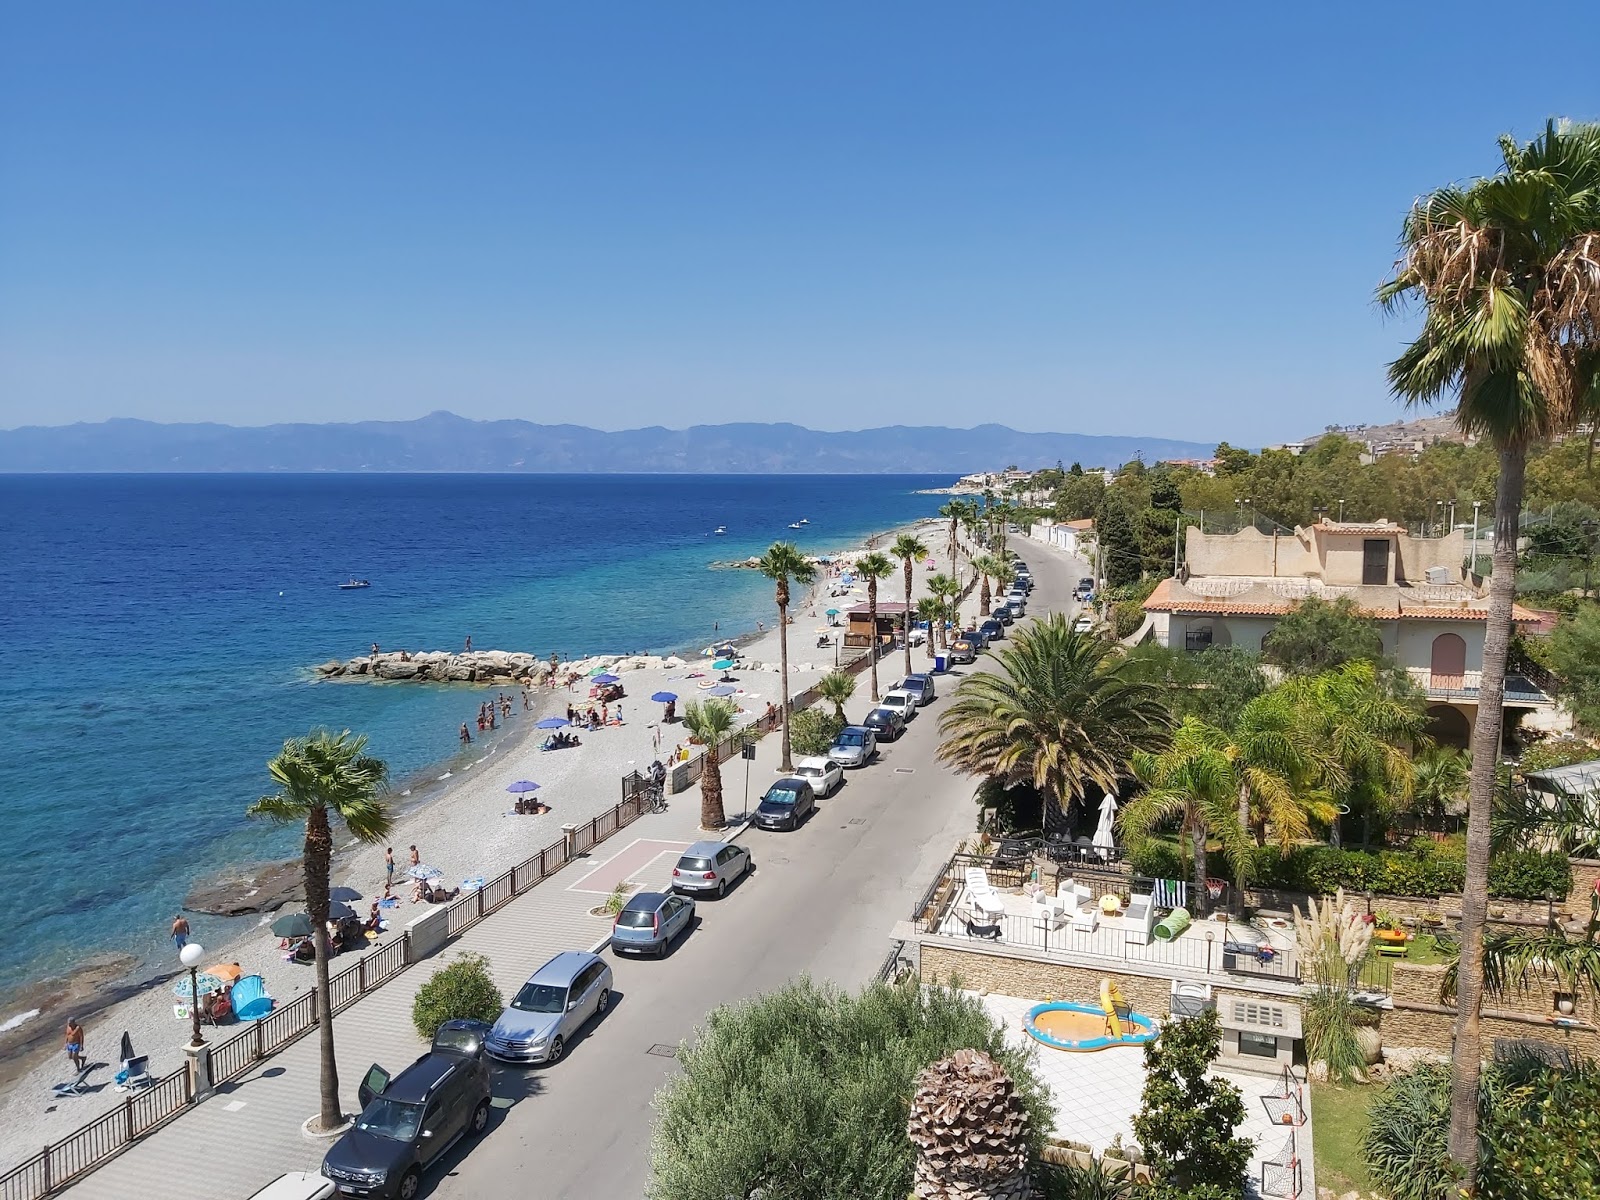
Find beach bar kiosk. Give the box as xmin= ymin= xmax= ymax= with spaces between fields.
xmin=843 ymin=601 xmax=908 ymax=651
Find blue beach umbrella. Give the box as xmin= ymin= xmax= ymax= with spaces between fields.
xmin=712 ymin=659 xmax=734 ymax=671
xmin=592 ymin=673 xmax=620 ymax=685
xmin=709 ymin=684 xmax=738 ymax=697
xmin=650 ymin=691 xmax=678 ymax=703
xmin=825 ymin=608 xmax=839 ymax=616
xmin=506 ymin=780 xmax=540 ymax=794
xmin=173 ymin=972 xmax=227 ymax=1001
xmin=535 ymin=717 xmax=570 ymax=729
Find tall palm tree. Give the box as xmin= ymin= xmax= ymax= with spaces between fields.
xmin=892 ymin=533 xmax=929 ymax=678
xmin=937 ymin=615 xmax=1173 ymax=821
xmin=248 ymin=730 xmax=391 ymax=1131
xmin=681 ymin=698 xmax=738 ymax=830
xmin=915 ymin=597 xmax=943 ymax=662
xmin=925 ymin=572 xmax=958 ymax=648
xmin=1228 ymin=685 xmax=1338 ymax=855
xmin=933 ymin=573 xmax=965 ymax=639
xmin=757 ymin=541 xmax=818 ymax=772
xmin=856 ymin=551 xmax=897 ymax=701
xmin=971 ymin=554 xmax=1003 ymax=616
xmin=817 ymin=669 xmax=857 ymax=723
xmin=1124 ymin=718 xmax=1255 ymax=914
xmin=938 ymin=500 xmax=963 ymax=573
xmin=1378 ymin=119 xmax=1600 ymax=1181
xmin=1409 ymin=743 xmax=1468 ymax=828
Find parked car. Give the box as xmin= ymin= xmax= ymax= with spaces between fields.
xmin=827 ymin=725 xmax=878 ymax=768
xmin=979 ymin=617 xmax=1005 ymax=642
xmin=611 ymin=891 xmax=695 ymax=957
xmin=948 ymin=637 xmax=977 ymax=664
xmin=877 ymin=689 xmax=918 ymax=723
xmin=671 ymin=839 xmax=751 ymax=897
xmin=1073 ymin=577 xmax=1094 ymax=600
xmin=991 ymin=602 xmax=1015 ymax=625
xmin=322 ymin=1033 xmax=493 ymax=1199
xmin=963 ymin=627 xmax=990 ymax=649
xmin=753 ymin=777 xmax=817 ymax=829
xmin=1072 ymin=613 xmax=1096 ymax=634
xmin=1005 ymin=592 xmax=1027 ymax=614
xmin=250 ymin=1176 xmax=334 ymax=1200
xmin=793 ymin=754 xmax=845 ymax=794
xmin=485 ymin=951 xmax=612 ymax=1066
xmin=861 ymin=707 xmax=905 ymax=743
xmin=900 ymin=674 xmax=937 ymax=705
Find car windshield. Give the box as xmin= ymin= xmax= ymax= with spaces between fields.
xmin=678 ymin=856 xmax=711 ymax=871
xmin=796 ymin=765 xmax=821 ymax=775
xmin=616 ymin=909 xmax=656 ymax=928
xmin=433 ymin=1027 xmax=480 ymax=1056
xmin=356 ymin=1097 xmax=424 ymax=1142
xmin=510 ymin=981 xmax=568 ymax=1013
xmin=837 ymin=731 xmax=864 ymax=747
xmin=761 ymin=789 xmax=799 ymax=807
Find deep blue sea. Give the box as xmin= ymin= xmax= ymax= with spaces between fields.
xmin=0 ymin=473 xmax=945 ymax=1006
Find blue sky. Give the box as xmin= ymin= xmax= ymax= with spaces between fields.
xmin=2 ymin=3 xmax=1596 ymax=443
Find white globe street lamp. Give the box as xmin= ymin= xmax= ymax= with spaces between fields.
xmin=179 ymin=941 xmax=206 ymax=1049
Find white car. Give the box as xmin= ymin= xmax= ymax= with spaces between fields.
xmin=792 ymin=756 xmax=844 ymax=798
xmin=1072 ymin=613 xmax=1096 ymax=634
xmin=877 ymin=690 xmax=918 ymax=723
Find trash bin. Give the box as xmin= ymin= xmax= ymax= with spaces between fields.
xmin=934 ymin=655 xmax=947 ymax=673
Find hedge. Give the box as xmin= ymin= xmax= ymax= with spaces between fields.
xmin=1127 ymin=841 xmax=1571 ymax=902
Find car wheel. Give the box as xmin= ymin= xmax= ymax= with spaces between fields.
xmin=546 ymin=1035 xmax=565 ymax=1064
xmin=742 ymin=854 xmax=753 ymax=876
xmin=717 ymin=878 xmax=728 ymax=899
xmin=397 ymin=1168 xmax=422 ymax=1200
xmin=596 ymin=988 xmax=610 ymax=1014
xmin=470 ymin=1099 xmax=490 ymax=1135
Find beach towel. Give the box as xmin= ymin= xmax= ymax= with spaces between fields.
xmin=461 ymin=877 xmax=485 ymax=893
xmin=1152 ymin=879 xmax=1188 ymax=911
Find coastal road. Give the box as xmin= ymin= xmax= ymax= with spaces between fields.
xmin=423 ymin=538 xmax=1089 ymax=1200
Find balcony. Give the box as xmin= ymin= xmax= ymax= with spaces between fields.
xmin=1406 ymin=667 xmax=1552 ymax=706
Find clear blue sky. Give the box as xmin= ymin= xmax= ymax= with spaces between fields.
xmin=2 ymin=3 xmax=1595 ymax=443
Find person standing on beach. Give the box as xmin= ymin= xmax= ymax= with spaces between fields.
xmin=464 ymin=635 xmax=472 ymax=652
xmin=409 ymin=845 xmax=420 ymax=869
xmin=171 ymin=914 xmax=189 ymax=950
xmin=385 ymin=847 xmax=395 ymax=889
xmin=64 ymin=1019 xmax=85 ymax=1072
xmin=460 ymin=723 xmax=472 ymax=746
xmin=371 ymin=643 xmax=380 ymax=658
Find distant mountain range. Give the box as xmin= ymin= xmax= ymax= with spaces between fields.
xmin=0 ymin=412 xmax=1217 ymax=473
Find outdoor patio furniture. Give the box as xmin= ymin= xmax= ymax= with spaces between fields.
xmin=52 ymin=1064 xmax=97 ymax=1098
xmin=962 ymin=867 xmax=1007 ymax=933
xmin=116 ymin=1055 xmax=153 ymax=1093
xmin=1375 ymin=940 xmax=1409 ymax=958
xmin=1058 ymin=881 xmax=1097 ymax=932
xmin=1151 ymin=878 xmax=1188 ymax=911
xmin=1124 ymin=893 xmax=1156 ymax=946
xmin=1031 ymin=890 xmax=1069 ymax=931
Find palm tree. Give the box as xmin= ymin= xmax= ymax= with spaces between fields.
xmin=891 ymin=533 xmax=928 ymax=678
xmin=1124 ymin=718 xmax=1254 ymax=914
xmin=915 ymin=597 xmax=943 ymax=662
xmin=1228 ymin=685 xmax=1338 ymax=855
xmin=817 ymin=669 xmax=857 ymax=723
xmin=1410 ymin=744 xmax=1468 ymax=828
xmin=938 ymin=501 xmax=963 ymax=573
xmin=1378 ymin=119 xmax=1600 ymax=1180
xmin=924 ymin=572 xmax=958 ymax=648
xmin=856 ymin=551 xmax=897 ymax=701
xmin=1441 ymin=895 xmax=1600 ymax=1028
xmin=937 ymin=615 xmax=1173 ymax=822
xmin=681 ymin=698 xmax=738 ymax=830
xmin=757 ymin=541 xmax=818 ymax=772
xmin=248 ymin=730 xmax=391 ymax=1131
xmin=971 ymin=554 xmax=1003 ymax=616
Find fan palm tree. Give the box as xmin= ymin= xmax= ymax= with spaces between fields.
xmin=1410 ymin=743 xmax=1468 ymax=829
xmin=937 ymin=615 xmax=1173 ymax=820
xmin=915 ymin=596 xmax=943 ymax=662
xmin=681 ymin=698 xmax=738 ymax=830
xmin=757 ymin=541 xmax=818 ymax=772
xmin=1228 ymin=685 xmax=1338 ymax=854
xmin=891 ymin=533 xmax=928 ymax=677
xmin=855 ymin=551 xmax=897 ymax=701
xmin=924 ymin=572 xmax=957 ymax=648
xmin=817 ymin=669 xmax=857 ymax=723
xmin=971 ymin=554 xmax=1003 ymax=616
xmin=1378 ymin=118 xmax=1600 ymax=1179
xmin=247 ymin=730 xmax=391 ymax=1131
xmin=1124 ymin=718 xmax=1255 ymax=913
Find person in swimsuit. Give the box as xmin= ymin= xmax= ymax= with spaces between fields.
xmin=172 ymin=914 xmax=189 ymax=950
xmin=64 ymin=1020 xmax=85 ymax=1072
xmin=409 ymin=845 xmax=420 ymax=868
xmin=385 ymin=847 xmax=395 ymax=888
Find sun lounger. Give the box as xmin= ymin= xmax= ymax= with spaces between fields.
xmin=52 ymin=1064 xmax=97 ymax=1097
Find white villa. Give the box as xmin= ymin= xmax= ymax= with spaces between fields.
xmin=1140 ymin=518 xmax=1550 ymax=749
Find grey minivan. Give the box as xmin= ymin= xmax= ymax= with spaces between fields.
xmin=485 ymin=951 xmax=612 ymax=1066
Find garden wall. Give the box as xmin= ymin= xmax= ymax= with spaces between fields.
xmin=1381 ymin=962 xmax=1600 ymax=1061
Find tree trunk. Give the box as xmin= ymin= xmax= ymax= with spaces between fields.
xmin=305 ymin=805 xmax=343 ymax=1131
xmin=1190 ymin=816 xmax=1209 ymax=917
xmin=1237 ymin=782 xmax=1253 ymax=849
xmin=700 ymin=750 xmax=725 ymax=830
xmin=903 ymin=560 xmax=915 ymax=678
xmin=1448 ymin=444 xmax=1524 ymax=1188
xmin=868 ymin=579 xmax=881 ymax=702
xmin=777 ymin=582 xmax=794 ymax=772
xmin=980 ymin=576 xmax=991 ymax=616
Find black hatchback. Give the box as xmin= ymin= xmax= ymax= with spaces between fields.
xmin=322 ymin=1028 xmax=493 ymax=1199
xmin=752 ymin=777 xmax=816 ymax=831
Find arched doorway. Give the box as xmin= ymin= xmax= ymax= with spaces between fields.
xmin=1430 ymin=633 xmax=1467 ymax=689
xmin=1425 ymin=704 xmax=1471 ymax=750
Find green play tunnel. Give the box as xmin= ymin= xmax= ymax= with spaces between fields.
xmin=1153 ymin=906 xmax=1191 ymax=941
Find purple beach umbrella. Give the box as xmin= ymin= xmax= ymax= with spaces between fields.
xmin=506 ymin=780 xmax=540 ymax=794
xmin=535 ymin=717 xmax=570 ymax=729
xmin=650 ymin=691 xmax=678 ymax=703
xmin=592 ymin=673 xmax=620 ymax=685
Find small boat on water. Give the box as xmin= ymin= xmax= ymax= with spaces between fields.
xmin=798 ymin=518 xmax=809 ymax=525
xmin=713 ymin=526 xmax=727 ymax=535
xmin=787 ymin=521 xmax=804 ymax=530
xmin=339 ymin=579 xmax=372 ymax=590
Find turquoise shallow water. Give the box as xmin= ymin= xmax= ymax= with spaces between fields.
xmin=0 ymin=473 xmax=945 ymax=997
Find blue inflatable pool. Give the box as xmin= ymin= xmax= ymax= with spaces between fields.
xmin=1024 ymin=1000 xmax=1159 ymax=1052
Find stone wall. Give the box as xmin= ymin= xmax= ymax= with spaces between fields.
xmin=1571 ymin=858 xmax=1600 ymax=905
xmin=1384 ymin=961 xmax=1599 ymax=1059
xmin=1246 ymin=886 xmax=1574 ymax=927
xmin=920 ymin=945 xmax=1173 ymax=1018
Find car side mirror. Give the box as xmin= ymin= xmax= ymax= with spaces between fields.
xmin=421 ymin=1129 xmax=434 ymax=1139
xmin=567 ymin=999 xmax=580 ymax=1011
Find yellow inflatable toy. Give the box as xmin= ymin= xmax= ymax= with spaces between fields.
xmin=1100 ymin=979 xmax=1132 ymax=1039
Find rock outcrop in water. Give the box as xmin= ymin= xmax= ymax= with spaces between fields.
xmin=314 ymin=650 xmax=687 ymax=683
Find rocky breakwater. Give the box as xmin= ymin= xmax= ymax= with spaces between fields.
xmin=315 ymin=649 xmax=545 ymax=683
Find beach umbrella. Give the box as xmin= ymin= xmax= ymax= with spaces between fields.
xmin=535 ymin=717 xmax=570 ymax=729
xmin=506 ymin=780 xmax=540 ymax=794
xmin=407 ymin=864 xmax=444 ymax=882
xmin=270 ymin=912 xmax=314 ymax=939
xmin=328 ymin=901 xmax=357 ymax=921
xmin=1092 ymin=792 xmax=1118 ymax=857
xmin=587 ymin=664 xmax=608 ymax=676
xmin=709 ymin=684 xmax=738 ymax=697
xmin=650 ymin=691 xmax=677 ymax=703
xmin=204 ymin=962 xmax=243 ymax=984
xmin=825 ymin=608 xmax=839 ymax=616
xmin=711 ymin=659 xmax=734 ymax=671
xmin=328 ymin=885 xmax=363 ymax=902
xmin=592 ymin=673 xmax=620 ymax=685
xmin=173 ymin=972 xmax=228 ymax=1002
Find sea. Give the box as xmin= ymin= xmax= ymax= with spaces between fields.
xmin=0 ymin=473 xmax=947 ymax=1013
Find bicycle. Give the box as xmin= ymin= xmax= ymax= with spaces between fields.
xmin=644 ymin=782 xmax=668 ymax=814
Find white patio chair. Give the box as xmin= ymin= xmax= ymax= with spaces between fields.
xmin=1030 ymin=889 xmax=1069 ymax=931
xmin=1059 ymin=880 xmax=1098 ymax=933
xmin=1124 ymin=893 xmax=1156 ymax=946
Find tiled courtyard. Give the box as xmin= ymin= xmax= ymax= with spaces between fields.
xmin=977 ymin=993 xmax=1317 ymax=1199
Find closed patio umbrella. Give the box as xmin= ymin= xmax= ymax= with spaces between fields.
xmin=1092 ymin=792 xmax=1118 ymax=858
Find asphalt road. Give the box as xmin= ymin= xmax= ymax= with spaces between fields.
xmin=425 ymin=539 xmax=1090 ymax=1200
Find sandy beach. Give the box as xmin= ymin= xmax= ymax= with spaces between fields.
xmin=0 ymin=515 xmax=960 ymax=1165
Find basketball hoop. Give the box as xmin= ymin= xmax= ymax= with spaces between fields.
xmin=1205 ymin=879 xmax=1226 ymax=902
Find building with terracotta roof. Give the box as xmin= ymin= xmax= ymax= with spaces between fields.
xmin=1141 ymin=518 xmax=1551 ymax=750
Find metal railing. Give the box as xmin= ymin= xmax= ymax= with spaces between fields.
xmin=0 ymin=789 xmax=646 ymax=1200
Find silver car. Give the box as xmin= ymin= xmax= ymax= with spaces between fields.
xmin=827 ymin=725 xmax=878 ymax=768
xmin=671 ymin=839 xmax=752 ymax=897
xmin=485 ymin=951 xmax=611 ymax=1066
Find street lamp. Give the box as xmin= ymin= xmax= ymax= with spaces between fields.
xmin=179 ymin=942 xmax=206 ymax=1049
xmin=1337 ymin=498 xmax=1346 ymax=522
xmin=1471 ymin=500 xmax=1483 ymax=571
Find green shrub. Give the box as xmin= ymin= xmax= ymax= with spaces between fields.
xmin=411 ymin=952 xmax=503 ymax=1042
xmin=1111 ymin=599 xmax=1146 ymax=639
xmin=1487 ymin=849 xmax=1573 ymax=901
xmin=789 ymin=706 xmax=844 ymax=757
xmin=1230 ymin=843 xmax=1564 ymax=901
xmin=1129 ymin=839 xmax=1184 ymax=881
xmin=1132 ymin=1009 xmax=1251 ymax=1193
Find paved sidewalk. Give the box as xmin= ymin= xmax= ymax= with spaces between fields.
xmin=60 ymin=785 xmax=741 ymax=1200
